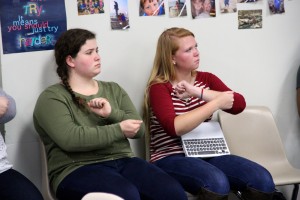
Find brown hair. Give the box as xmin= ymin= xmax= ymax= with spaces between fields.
xmin=143 ymin=27 xmax=196 ymax=137
xmin=54 ymin=28 xmax=96 ymax=110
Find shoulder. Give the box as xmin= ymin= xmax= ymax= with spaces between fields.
xmin=195 ymin=71 xmax=223 ymax=87
xmin=149 ymin=82 xmax=173 ymax=96
xmin=37 ymin=83 xmax=70 ymax=101
xmin=150 ymin=82 xmax=171 ymax=90
xmin=42 ymin=83 xmax=66 ymax=94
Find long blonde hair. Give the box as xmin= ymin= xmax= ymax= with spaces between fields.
xmin=142 ymin=27 xmax=196 ymax=156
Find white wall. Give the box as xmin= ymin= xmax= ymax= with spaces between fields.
xmin=1 ymin=0 xmax=300 ymax=199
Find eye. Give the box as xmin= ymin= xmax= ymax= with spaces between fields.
xmin=86 ymin=50 xmax=93 ymax=55
xmin=186 ymin=47 xmax=193 ymax=52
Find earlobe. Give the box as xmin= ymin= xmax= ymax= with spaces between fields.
xmin=172 ymin=56 xmax=176 ymax=65
xmin=66 ymin=55 xmax=75 ymax=68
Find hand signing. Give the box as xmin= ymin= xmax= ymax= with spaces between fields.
xmin=174 ymin=80 xmax=197 ymax=99
xmin=87 ymin=98 xmax=111 ymax=118
xmin=0 ymin=96 xmax=9 ymax=117
xmin=120 ymin=119 xmax=143 ymax=138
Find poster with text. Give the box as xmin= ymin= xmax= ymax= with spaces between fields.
xmin=0 ymin=0 xmax=67 ymax=54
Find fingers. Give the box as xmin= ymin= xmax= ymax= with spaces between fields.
xmin=175 ymin=85 xmax=186 ymax=94
xmin=132 ymin=120 xmax=143 ymax=124
xmin=88 ymin=98 xmax=108 ymax=108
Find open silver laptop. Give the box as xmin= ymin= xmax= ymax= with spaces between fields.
xmin=181 ymin=121 xmax=230 ymax=158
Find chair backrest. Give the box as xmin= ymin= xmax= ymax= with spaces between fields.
xmin=38 ymin=137 xmax=57 ymax=200
xmin=217 ymin=105 xmax=300 ymax=186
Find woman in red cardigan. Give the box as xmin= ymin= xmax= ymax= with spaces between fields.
xmin=143 ymin=27 xmax=275 ymax=200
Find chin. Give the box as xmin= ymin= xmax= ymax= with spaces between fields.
xmin=94 ymin=69 xmax=101 ymax=75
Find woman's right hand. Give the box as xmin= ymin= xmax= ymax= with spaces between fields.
xmin=174 ymin=80 xmax=198 ymax=99
xmin=87 ymin=98 xmax=112 ymax=118
xmin=120 ymin=119 xmax=143 ymax=138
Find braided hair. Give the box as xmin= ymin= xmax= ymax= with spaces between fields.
xmin=54 ymin=28 xmax=96 ymax=109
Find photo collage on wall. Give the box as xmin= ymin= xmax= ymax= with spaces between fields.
xmin=76 ymin=0 xmax=287 ymax=31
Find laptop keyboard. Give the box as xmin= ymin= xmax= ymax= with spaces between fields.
xmin=183 ymin=137 xmax=230 ymax=157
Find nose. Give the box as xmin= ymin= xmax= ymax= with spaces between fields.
xmin=95 ymin=52 xmax=101 ymax=60
xmin=151 ymin=6 xmax=157 ymax=15
xmin=194 ymin=48 xmax=199 ymax=56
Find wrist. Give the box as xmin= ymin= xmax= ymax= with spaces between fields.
xmin=199 ymin=88 xmax=204 ymax=100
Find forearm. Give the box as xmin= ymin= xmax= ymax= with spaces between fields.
xmin=106 ymin=95 xmax=144 ymax=139
xmin=34 ymin=92 xmax=125 ymax=152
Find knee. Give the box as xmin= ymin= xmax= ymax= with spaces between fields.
xmin=146 ymin=174 xmax=188 ymax=200
xmin=115 ymin=184 xmax=140 ymax=200
xmin=247 ymin=167 xmax=275 ymax=193
xmin=153 ymin=182 xmax=188 ymax=200
xmin=203 ymin=171 xmax=230 ymax=195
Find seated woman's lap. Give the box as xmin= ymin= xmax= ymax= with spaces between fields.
xmin=153 ymin=154 xmax=230 ymax=195
xmin=207 ymin=154 xmax=275 ymax=193
xmin=57 ymin=157 xmax=187 ymax=200
xmin=153 ymin=154 xmax=275 ymax=195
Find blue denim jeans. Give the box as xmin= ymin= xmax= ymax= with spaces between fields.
xmin=57 ymin=157 xmax=188 ymax=200
xmin=0 ymin=169 xmax=43 ymax=200
xmin=154 ymin=154 xmax=275 ymax=196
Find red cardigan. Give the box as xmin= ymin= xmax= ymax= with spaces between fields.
xmin=149 ymin=71 xmax=246 ymax=162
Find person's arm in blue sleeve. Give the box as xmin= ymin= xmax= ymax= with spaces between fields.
xmin=0 ymin=88 xmax=16 ymax=124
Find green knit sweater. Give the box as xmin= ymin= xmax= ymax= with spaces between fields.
xmin=33 ymin=81 xmax=144 ymax=194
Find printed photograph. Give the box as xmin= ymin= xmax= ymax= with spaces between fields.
xmin=139 ymin=0 xmax=165 ymax=16
xmin=220 ymin=0 xmax=237 ymax=13
xmin=268 ymin=0 xmax=285 ymax=14
xmin=168 ymin=0 xmax=187 ymax=18
xmin=237 ymin=0 xmax=262 ymax=3
xmin=238 ymin=9 xmax=262 ymax=29
xmin=110 ymin=0 xmax=130 ymax=30
xmin=77 ymin=0 xmax=104 ymax=15
xmin=191 ymin=0 xmax=216 ymax=19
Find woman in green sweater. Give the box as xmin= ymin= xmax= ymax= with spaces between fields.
xmin=33 ymin=28 xmax=187 ymax=200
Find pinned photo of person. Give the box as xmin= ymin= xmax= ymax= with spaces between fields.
xmin=268 ymin=0 xmax=285 ymax=14
xmin=237 ymin=0 xmax=261 ymax=3
xmin=220 ymin=0 xmax=237 ymax=13
xmin=168 ymin=0 xmax=187 ymax=18
xmin=110 ymin=0 xmax=130 ymax=30
xmin=77 ymin=0 xmax=104 ymax=15
xmin=238 ymin=10 xmax=262 ymax=29
xmin=191 ymin=0 xmax=216 ymax=19
xmin=139 ymin=0 xmax=165 ymax=16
